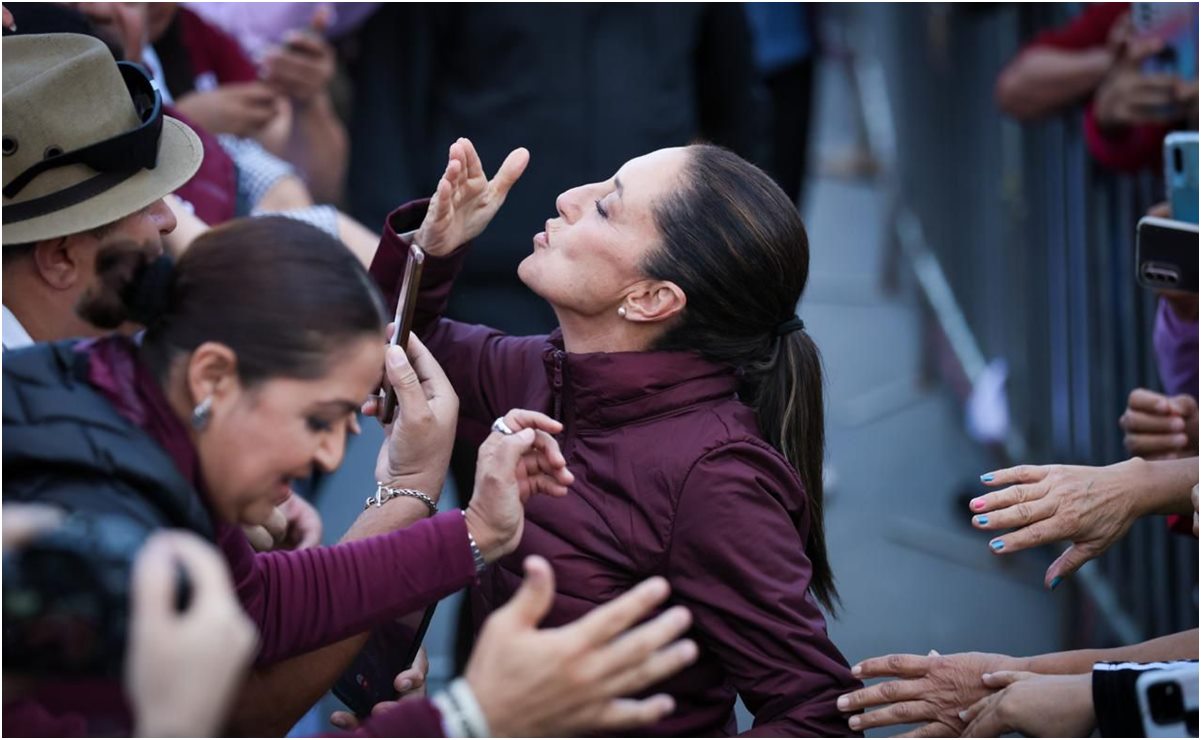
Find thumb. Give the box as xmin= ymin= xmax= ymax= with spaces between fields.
xmin=490 ymin=148 xmax=530 ymax=199
xmin=385 ymin=345 xmax=420 ymax=389
xmin=504 ymin=555 xmax=556 ymax=628
xmin=1045 ymin=543 xmax=1096 ymax=586
xmin=981 ymin=670 xmax=1037 ymax=688
xmin=486 ymin=427 xmax=537 ymax=475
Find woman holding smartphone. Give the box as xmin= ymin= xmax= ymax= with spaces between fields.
xmin=372 ymin=139 xmax=862 ymax=735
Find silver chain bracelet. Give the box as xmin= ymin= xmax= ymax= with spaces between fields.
xmin=365 ymin=482 xmax=438 ymax=516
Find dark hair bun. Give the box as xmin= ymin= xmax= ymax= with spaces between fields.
xmin=122 ymin=255 xmax=175 ymax=327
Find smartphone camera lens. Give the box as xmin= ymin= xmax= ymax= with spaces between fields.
xmin=1148 ymin=680 xmax=1185 ymax=724
xmin=1174 ymin=146 xmax=1185 ymax=175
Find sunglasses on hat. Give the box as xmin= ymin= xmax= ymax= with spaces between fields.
xmin=3 ymin=62 xmax=163 ymax=200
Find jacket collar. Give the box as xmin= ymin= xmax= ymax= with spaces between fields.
xmin=542 ymin=330 xmax=739 ymax=430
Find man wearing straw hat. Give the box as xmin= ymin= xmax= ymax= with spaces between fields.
xmin=2 ymin=33 xmax=202 ymax=350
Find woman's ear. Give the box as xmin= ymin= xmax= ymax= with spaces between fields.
xmin=623 ymin=281 xmax=686 ymax=324
xmin=185 ymin=342 xmax=240 ymax=408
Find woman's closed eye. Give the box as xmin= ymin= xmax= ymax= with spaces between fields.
xmin=594 ymin=199 xmax=609 ymax=219
xmin=306 ymin=415 xmax=335 ymax=433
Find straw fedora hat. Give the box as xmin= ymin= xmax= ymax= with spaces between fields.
xmin=2 ymin=34 xmax=202 ymax=245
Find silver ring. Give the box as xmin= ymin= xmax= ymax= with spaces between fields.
xmin=491 ymin=417 xmax=515 ymax=435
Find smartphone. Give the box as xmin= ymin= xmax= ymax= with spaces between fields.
xmin=1165 ymin=132 xmax=1199 ymax=225
xmin=332 ymin=605 xmax=437 ymax=718
xmin=378 ymin=244 xmax=425 ymax=425
xmin=1137 ymin=663 xmax=1199 ymax=737
xmin=1133 ymin=3 xmax=1199 ymax=80
xmin=1136 ymin=216 xmax=1199 ymax=293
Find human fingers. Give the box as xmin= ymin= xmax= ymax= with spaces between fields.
xmin=896 ymin=722 xmax=959 ymax=737
xmin=2 ymin=504 xmax=64 ymax=549
xmin=983 ymin=517 xmax=1063 ymax=556
xmin=458 ymin=137 xmax=486 ymax=181
xmin=598 ymin=637 xmax=699 ymax=702
xmin=589 ymin=606 xmax=692 ymax=677
xmin=959 ymin=694 xmax=999 ymax=737
xmin=1044 ymin=542 xmax=1103 ymax=585
xmin=384 ymin=345 xmax=433 ymax=424
xmin=968 ymin=480 xmax=1048 ymax=515
xmin=848 ymin=700 xmax=941 ymax=732
xmin=490 ymin=147 xmax=531 ymax=200
xmin=1169 ymin=394 xmax=1199 ymax=418
xmin=155 ymin=530 xmax=239 ymax=604
xmin=837 ymin=678 xmax=930 ymax=712
xmin=131 ymin=535 xmax=179 ymax=623
xmin=850 ymin=654 xmax=932 ymax=680
xmin=1123 ymin=432 xmax=1189 ymax=457
xmin=243 ymin=524 xmax=276 ymax=552
xmin=981 ymin=670 xmax=1038 ymax=688
xmin=970 ymin=494 xmax=1056 ymax=531
xmin=394 ymin=647 xmax=428 ymax=694
xmin=329 ymin=711 xmax=360 ymax=730
xmin=369 ymin=700 xmax=401 ymax=717
xmin=558 ymin=575 xmax=672 ymax=646
xmin=1120 ymin=407 xmax=1186 ymax=434
xmin=493 ymin=555 xmax=556 ymax=628
xmin=1127 ymin=388 xmax=1173 ymax=415
xmin=404 ymin=334 xmax=456 ymax=408
xmin=499 ymin=408 xmax=564 ymax=436
xmin=588 ymin=695 xmax=678 ymax=732
xmin=977 ymin=464 xmax=1049 ymax=488
xmin=262 ymin=505 xmax=289 ymax=543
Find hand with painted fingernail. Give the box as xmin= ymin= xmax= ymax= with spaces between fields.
xmin=971 ymin=457 xmax=1197 ymax=589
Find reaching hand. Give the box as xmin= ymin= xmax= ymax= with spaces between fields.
xmin=1120 ymin=388 xmax=1198 ymax=459
xmin=328 ymin=648 xmax=429 ymax=731
xmin=961 ymin=671 xmax=1095 ymax=737
xmin=260 ymin=9 xmax=335 ymax=106
xmin=464 ymin=555 xmax=697 ymax=736
xmin=1094 ymin=35 xmax=1181 ymax=130
xmin=971 ymin=461 xmax=1145 ymax=587
xmin=464 ymin=410 xmax=573 ymax=562
xmin=175 ymin=83 xmax=282 ymax=138
xmin=415 ymin=138 xmax=529 ymax=256
xmin=836 ymin=650 xmax=1023 ymax=736
xmin=126 ymin=531 xmax=259 ymax=737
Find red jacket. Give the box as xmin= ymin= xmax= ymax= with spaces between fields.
xmin=371 ymin=202 xmax=862 ymax=737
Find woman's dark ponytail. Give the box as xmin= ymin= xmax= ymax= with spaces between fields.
xmin=747 ymin=329 xmax=834 ymax=612
xmin=646 ymin=144 xmax=838 ymax=612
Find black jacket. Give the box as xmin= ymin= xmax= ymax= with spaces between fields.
xmin=3 ymin=341 xmax=213 ymax=540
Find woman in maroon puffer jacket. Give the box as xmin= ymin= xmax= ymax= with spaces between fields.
xmin=371 ymin=139 xmax=862 ymax=737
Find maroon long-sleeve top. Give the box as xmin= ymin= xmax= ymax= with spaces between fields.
xmin=371 ymin=202 xmax=863 ymax=737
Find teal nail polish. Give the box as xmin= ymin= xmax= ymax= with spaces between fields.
xmin=975 ymin=515 xmax=989 ymax=526
xmin=980 ymin=473 xmax=994 ymax=483
xmin=1049 ymin=576 xmax=1063 ymax=591
xmin=989 ymin=539 xmax=1004 ymax=552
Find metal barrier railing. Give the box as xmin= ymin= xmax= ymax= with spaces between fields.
xmin=849 ymin=3 xmax=1197 ymax=646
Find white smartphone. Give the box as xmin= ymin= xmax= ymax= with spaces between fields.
xmin=1137 ymin=663 xmax=1199 ymax=737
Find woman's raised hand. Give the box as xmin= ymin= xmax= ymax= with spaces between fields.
xmin=415 ymin=138 xmax=530 ymax=256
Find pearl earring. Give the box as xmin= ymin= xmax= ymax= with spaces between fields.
xmin=192 ymin=395 xmax=213 ymax=431
xmin=617 ymin=306 xmax=627 ymax=318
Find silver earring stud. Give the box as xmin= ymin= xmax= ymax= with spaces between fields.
xmin=617 ymin=306 xmax=627 ymax=318
xmin=191 ymin=395 xmax=213 ymax=431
